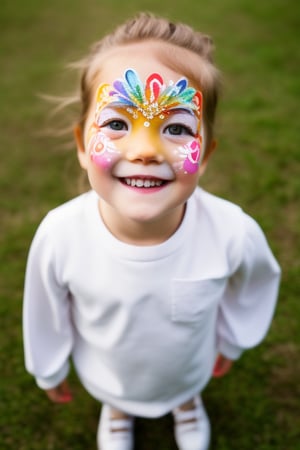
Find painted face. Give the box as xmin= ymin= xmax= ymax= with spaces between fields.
xmin=87 ymin=69 xmax=203 ymax=175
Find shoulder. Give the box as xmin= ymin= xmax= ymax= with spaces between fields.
xmin=190 ymin=188 xmax=268 ymax=272
xmin=191 ymin=187 xmax=244 ymax=226
xmin=193 ymin=189 xmax=272 ymax=245
xmin=39 ymin=191 xmax=95 ymax=229
xmin=31 ymin=191 xmax=96 ymax=246
xmin=26 ymin=191 xmax=103 ymax=281
xmin=48 ymin=190 xmax=95 ymax=221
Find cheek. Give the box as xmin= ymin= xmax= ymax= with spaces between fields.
xmin=87 ymin=130 xmax=121 ymax=170
xmin=172 ymin=137 xmax=202 ymax=175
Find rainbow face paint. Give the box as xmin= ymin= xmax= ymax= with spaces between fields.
xmin=88 ymin=69 xmax=204 ymax=174
xmin=95 ymin=69 xmax=202 ymax=128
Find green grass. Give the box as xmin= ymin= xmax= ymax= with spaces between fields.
xmin=1 ymin=0 xmax=299 ymax=448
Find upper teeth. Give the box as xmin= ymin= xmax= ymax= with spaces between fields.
xmin=124 ymin=178 xmax=163 ymax=187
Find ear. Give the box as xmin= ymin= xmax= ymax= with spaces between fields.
xmin=74 ymin=124 xmax=88 ymax=170
xmin=198 ymin=139 xmax=217 ymax=176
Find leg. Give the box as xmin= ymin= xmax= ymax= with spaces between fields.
xmin=172 ymin=396 xmax=210 ymax=450
xmin=97 ymin=404 xmax=134 ymax=450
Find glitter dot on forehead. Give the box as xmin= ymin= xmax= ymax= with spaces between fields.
xmin=95 ymin=68 xmax=202 ymax=128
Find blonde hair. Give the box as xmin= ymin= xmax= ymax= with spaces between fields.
xmin=65 ymin=12 xmax=221 ymax=151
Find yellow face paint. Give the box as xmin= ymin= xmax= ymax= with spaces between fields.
xmin=87 ymin=69 xmax=203 ymax=174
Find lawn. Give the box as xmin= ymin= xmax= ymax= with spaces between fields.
xmin=0 ymin=0 xmax=299 ymax=448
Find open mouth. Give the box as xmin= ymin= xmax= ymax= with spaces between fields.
xmin=120 ymin=177 xmax=168 ymax=188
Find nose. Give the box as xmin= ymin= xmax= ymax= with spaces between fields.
xmin=125 ymin=126 xmax=164 ymax=164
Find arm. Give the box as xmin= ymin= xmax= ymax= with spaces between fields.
xmin=23 ymin=217 xmax=73 ymax=394
xmin=216 ymin=214 xmax=281 ymax=361
xmin=212 ymin=354 xmax=233 ymax=378
xmin=46 ymin=379 xmax=73 ymax=403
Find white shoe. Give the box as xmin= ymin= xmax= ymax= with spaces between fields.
xmin=97 ymin=404 xmax=134 ymax=450
xmin=172 ymin=396 xmax=210 ymax=450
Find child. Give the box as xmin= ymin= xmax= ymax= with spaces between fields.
xmin=23 ymin=12 xmax=281 ymax=450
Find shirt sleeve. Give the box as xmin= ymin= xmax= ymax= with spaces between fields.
xmin=216 ymin=214 xmax=281 ymax=360
xmin=23 ymin=217 xmax=73 ymax=389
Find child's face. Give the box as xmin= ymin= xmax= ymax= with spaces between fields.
xmin=77 ymin=43 xmax=212 ymax=230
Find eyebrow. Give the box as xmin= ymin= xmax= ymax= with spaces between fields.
xmin=167 ymin=107 xmax=195 ymax=116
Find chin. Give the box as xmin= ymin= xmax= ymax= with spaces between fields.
xmin=127 ymin=212 xmax=159 ymax=224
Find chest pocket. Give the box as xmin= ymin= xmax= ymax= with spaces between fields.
xmin=171 ymin=278 xmax=226 ymax=323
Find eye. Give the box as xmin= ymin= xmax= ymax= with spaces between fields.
xmin=164 ymin=123 xmax=195 ymax=136
xmin=103 ymin=119 xmax=128 ymax=131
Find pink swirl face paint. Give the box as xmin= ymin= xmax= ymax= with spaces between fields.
xmin=88 ymin=129 xmax=120 ymax=170
xmin=175 ymin=138 xmax=202 ymax=174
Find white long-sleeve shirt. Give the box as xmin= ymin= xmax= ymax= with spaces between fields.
xmin=23 ymin=188 xmax=280 ymax=417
